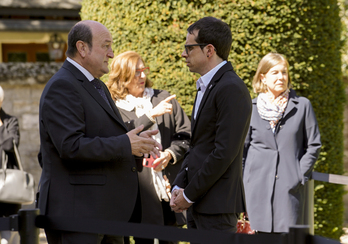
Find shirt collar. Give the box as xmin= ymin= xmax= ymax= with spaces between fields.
xmin=196 ymin=60 xmax=227 ymax=92
xmin=67 ymin=57 xmax=95 ymax=82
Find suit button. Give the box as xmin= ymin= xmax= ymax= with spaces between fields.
xmin=275 ymin=175 xmax=279 ymax=179
xmin=131 ymin=167 xmax=136 ymax=172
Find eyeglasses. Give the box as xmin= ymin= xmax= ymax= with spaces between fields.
xmin=184 ymin=43 xmax=209 ymax=55
xmin=135 ymin=67 xmax=150 ymax=77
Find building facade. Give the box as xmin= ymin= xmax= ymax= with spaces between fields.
xmin=0 ymin=0 xmax=81 ymax=189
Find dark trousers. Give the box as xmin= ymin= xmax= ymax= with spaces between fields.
xmin=187 ymin=208 xmax=238 ymax=233
xmin=45 ymin=190 xmax=143 ymax=244
xmin=45 ymin=229 xmax=124 ymax=244
xmin=124 ymin=188 xmax=153 ymax=244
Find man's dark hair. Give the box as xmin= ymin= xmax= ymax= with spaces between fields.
xmin=66 ymin=22 xmax=93 ymax=57
xmin=187 ymin=17 xmax=232 ymax=60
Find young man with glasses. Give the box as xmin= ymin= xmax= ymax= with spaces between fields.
xmin=170 ymin=16 xmax=252 ymax=234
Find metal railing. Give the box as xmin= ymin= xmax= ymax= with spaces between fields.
xmin=0 ymin=208 xmax=341 ymax=244
xmin=0 ymin=170 xmax=346 ymax=244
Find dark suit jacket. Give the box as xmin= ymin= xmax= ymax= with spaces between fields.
xmin=38 ymin=60 xmax=138 ymax=223
xmin=173 ymin=62 xmax=252 ymax=214
xmin=118 ymin=89 xmax=191 ymax=225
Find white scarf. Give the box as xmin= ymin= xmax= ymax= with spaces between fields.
xmin=116 ymin=88 xmax=170 ymax=202
xmin=257 ymin=89 xmax=289 ymax=133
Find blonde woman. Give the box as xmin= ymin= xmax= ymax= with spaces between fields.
xmin=243 ymin=53 xmax=321 ymax=233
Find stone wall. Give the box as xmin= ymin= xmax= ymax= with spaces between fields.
xmin=0 ymin=62 xmax=63 ymax=186
xmin=1 ymin=84 xmax=44 ymax=183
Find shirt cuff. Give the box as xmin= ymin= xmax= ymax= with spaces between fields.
xmin=165 ymin=149 xmax=177 ymax=164
xmin=183 ymin=191 xmax=194 ymax=204
xmin=171 ymin=185 xmax=194 ymax=203
xmin=172 ymin=185 xmax=180 ymax=193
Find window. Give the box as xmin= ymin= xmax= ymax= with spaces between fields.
xmin=2 ymin=43 xmax=66 ymax=62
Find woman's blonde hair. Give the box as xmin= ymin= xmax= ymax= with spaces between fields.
xmin=252 ymin=52 xmax=292 ymax=94
xmin=106 ymin=51 xmax=153 ymax=100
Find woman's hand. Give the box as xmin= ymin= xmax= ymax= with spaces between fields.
xmin=149 ymin=95 xmax=176 ymax=118
xmin=153 ymin=151 xmax=172 ymax=172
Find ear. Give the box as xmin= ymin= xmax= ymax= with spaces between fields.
xmin=206 ymin=44 xmax=216 ymax=58
xmin=76 ymin=40 xmax=87 ymax=58
xmin=260 ymin=74 xmax=266 ymax=83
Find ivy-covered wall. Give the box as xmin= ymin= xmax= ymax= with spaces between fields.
xmin=80 ymin=0 xmax=345 ymax=240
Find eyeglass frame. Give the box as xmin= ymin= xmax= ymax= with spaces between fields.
xmin=184 ymin=43 xmax=209 ymax=55
xmin=135 ymin=67 xmax=150 ymax=77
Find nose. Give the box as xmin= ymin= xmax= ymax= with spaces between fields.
xmin=108 ymin=48 xmax=114 ymax=58
xmin=182 ymin=50 xmax=188 ymax=58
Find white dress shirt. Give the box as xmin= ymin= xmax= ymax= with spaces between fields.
xmin=193 ymin=60 xmax=227 ymax=119
xmin=66 ymin=57 xmax=94 ymax=82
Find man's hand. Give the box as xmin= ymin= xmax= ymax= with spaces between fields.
xmin=170 ymin=188 xmax=192 ymax=213
xmin=170 ymin=189 xmax=180 ymax=211
xmin=127 ymin=125 xmax=162 ymax=158
xmin=139 ymin=128 xmax=162 ymax=158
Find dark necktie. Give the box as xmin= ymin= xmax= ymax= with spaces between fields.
xmin=91 ymin=78 xmax=112 ymax=109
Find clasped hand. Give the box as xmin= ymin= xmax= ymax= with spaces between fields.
xmin=127 ymin=124 xmax=162 ymax=158
xmin=170 ymin=188 xmax=192 ymax=213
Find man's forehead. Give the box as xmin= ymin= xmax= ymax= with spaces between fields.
xmin=92 ymin=30 xmax=112 ymax=43
xmin=186 ymin=32 xmax=197 ymax=43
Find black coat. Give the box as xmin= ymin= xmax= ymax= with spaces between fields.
xmin=173 ymin=62 xmax=252 ymax=214
xmin=118 ymin=89 xmax=191 ymax=225
xmin=0 ymin=108 xmax=21 ymax=216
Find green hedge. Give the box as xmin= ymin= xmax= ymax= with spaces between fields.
xmin=80 ymin=0 xmax=346 ymax=240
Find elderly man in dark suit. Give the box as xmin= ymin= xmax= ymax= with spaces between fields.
xmin=38 ymin=20 xmax=161 ymax=244
xmin=170 ymin=17 xmax=252 ymax=233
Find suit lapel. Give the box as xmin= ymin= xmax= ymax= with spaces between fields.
xmin=282 ymin=89 xmax=298 ymax=120
xmin=190 ymin=90 xmax=199 ymax=130
xmin=63 ymin=61 xmax=128 ymax=131
xmin=191 ymin=82 xmax=215 ymax=137
xmin=102 ymin=83 xmax=126 ymax=124
xmin=253 ymin=98 xmax=278 ymax=149
xmin=82 ymin=80 xmax=128 ymax=131
xmin=191 ymin=62 xmax=233 ymax=136
xmin=272 ymin=90 xmax=298 ymax=147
